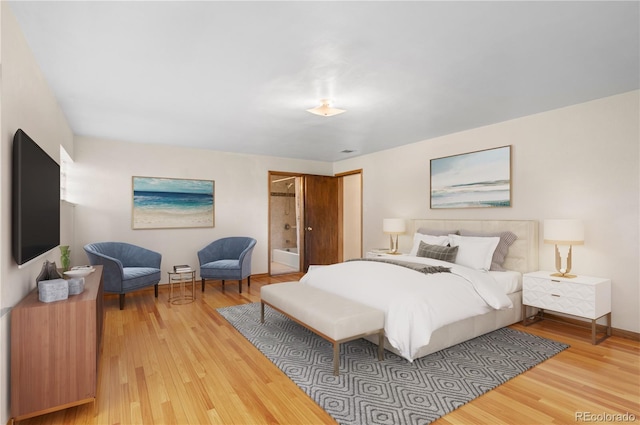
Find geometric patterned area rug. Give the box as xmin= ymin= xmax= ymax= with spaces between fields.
xmin=217 ymin=302 xmax=569 ymax=425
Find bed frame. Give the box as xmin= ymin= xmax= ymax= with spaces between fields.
xmin=366 ymin=219 xmax=539 ymax=360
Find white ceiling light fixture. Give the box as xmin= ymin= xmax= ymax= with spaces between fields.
xmin=306 ymin=99 xmax=346 ymax=117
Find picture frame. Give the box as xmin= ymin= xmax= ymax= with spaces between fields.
xmin=430 ymin=145 xmax=511 ymax=209
xmin=132 ymin=176 xmax=215 ymax=229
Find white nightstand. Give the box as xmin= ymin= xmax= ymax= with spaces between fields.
xmin=366 ymin=250 xmax=389 ymax=258
xmin=522 ymin=271 xmax=611 ymax=344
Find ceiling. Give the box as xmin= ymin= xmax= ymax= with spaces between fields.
xmin=8 ymin=1 xmax=639 ymax=162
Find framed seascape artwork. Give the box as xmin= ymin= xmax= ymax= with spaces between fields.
xmin=132 ymin=176 xmax=215 ymax=229
xmin=430 ymin=145 xmax=511 ymax=209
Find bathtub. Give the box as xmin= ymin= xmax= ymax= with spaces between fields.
xmin=272 ymin=248 xmax=299 ymax=269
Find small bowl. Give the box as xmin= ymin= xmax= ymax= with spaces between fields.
xmin=64 ymin=268 xmax=95 ymax=278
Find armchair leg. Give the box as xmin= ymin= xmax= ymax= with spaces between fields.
xmin=202 ymin=278 xmax=206 ymax=292
xmin=238 ymin=280 xmax=242 ymax=294
xmin=154 ymin=284 xmax=158 ymax=298
xmin=248 ymin=275 xmax=251 ymax=288
xmin=119 ymin=294 xmax=125 ymax=310
xmin=222 ymin=280 xmax=225 ymax=291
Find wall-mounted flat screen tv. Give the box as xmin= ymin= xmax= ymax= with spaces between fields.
xmin=12 ymin=129 xmax=60 ymax=266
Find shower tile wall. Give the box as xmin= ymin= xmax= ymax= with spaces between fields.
xmin=270 ymin=181 xmax=297 ymax=251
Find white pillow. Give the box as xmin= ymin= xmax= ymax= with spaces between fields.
xmin=448 ymin=234 xmax=500 ymax=270
xmin=409 ymin=233 xmax=450 ymax=256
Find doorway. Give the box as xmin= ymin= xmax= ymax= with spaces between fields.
xmin=269 ymin=174 xmax=302 ymax=274
xmin=268 ymin=170 xmax=363 ymax=275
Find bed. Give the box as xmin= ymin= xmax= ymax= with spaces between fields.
xmin=300 ymin=219 xmax=538 ymax=361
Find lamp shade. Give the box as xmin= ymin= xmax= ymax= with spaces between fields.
xmin=544 ymin=219 xmax=584 ymax=245
xmin=383 ymin=218 xmax=406 ymax=234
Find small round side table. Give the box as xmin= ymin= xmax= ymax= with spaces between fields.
xmin=167 ymin=270 xmax=196 ymax=305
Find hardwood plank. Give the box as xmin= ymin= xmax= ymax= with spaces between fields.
xmin=16 ymin=273 xmax=639 ymax=425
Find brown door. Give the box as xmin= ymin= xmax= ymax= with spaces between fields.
xmin=303 ymin=175 xmax=340 ymax=271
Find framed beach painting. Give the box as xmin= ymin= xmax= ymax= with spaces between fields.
xmin=430 ymin=145 xmax=511 ymax=209
xmin=132 ymin=176 xmax=215 ymax=229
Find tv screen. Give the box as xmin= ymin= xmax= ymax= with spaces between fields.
xmin=12 ymin=129 xmax=60 ymax=266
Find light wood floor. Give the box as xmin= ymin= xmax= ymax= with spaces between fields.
xmin=17 ymin=274 xmax=639 ymax=425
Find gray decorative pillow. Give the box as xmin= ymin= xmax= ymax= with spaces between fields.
xmin=459 ymin=230 xmax=517 ymax=271
xmin=416 ymin=241 xmax=459 ymax=263
xmin=417 ymin=228 xmax=459 ymax=236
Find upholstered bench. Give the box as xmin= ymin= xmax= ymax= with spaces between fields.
xmin=260 ymin=281 xmax=385 ymax=375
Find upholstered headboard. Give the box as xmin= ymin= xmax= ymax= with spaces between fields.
xmin=409 ymin=219 xmax=539 ymax=274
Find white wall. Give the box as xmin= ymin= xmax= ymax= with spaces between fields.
xmin=72 ymin=136 xmax=333 ymax=278
xmin=342 ymin=173 xmax=362 ymax=260
xmin=0 ymin=4 xmax=75 ymax=423
xmin=335 ymin=91 xmax=640 ymax=333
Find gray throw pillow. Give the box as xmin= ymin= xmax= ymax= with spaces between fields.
xmin=458 ymin=230 xmax=517 ymax=271
xmin=416 ymin=241 xmax=459 ymax=263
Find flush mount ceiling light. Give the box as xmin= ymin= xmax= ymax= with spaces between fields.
xmin=306 ymin=99 xmax=346 ymax=117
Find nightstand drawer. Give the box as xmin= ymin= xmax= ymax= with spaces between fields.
xmin=523 ymin=290 xmax=597 ymax=317
xmin=524 ymin=276 xmax=595 ymax=301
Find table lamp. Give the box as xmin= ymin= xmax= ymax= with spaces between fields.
xmin=383 ymin=218 xmax=406 ymax=254
xmin=543 ymin=219 xmax=584 ymax=278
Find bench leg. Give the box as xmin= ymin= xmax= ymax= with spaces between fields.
xmin=260 ymin=302 xmax=265 ymax=324
xmin=333 ymin=342 xmax=340 ymax=376
xmin=377 ymin=330 xmax=385 ymax=361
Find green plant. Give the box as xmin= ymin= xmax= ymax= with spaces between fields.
xmin=60 ymin=245 xmax=70 ymax=271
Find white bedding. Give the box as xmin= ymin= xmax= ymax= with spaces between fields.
xmin=300 ymin=255 xmax=514 ymax=361
xmin=488 ymin=270 xmax=522 ymax=294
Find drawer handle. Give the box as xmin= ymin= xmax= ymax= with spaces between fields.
xmin=551 ymin=294 xmax=561 ymax=297
xmin=551 ymin=280 xmax=561 ymax=283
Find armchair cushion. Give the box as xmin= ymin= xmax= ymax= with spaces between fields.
xmin=123 ymin=267 xmax=162 ymax=291
xmin=202 ymin=259 xmax=240 ymax=270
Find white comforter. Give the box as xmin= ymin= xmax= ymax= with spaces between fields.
xmin=299 ymin=255 xmax=513 ymax=361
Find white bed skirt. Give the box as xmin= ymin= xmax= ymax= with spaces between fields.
xmin=365 ymin=291 xmax=523 ymax=360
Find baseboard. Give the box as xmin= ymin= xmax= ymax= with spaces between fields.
xmin=156 ymin=273 xmax=270 ymax=286
xmin=544 ymin=312 xmax=640 ymax=341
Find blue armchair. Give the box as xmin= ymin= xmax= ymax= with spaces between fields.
xmin=84 ymin=242 xmax=162 ymax=310
xmin=198 ymin=237 xmax=256 ymax=293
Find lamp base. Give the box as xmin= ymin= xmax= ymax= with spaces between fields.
xmin=550 ymin=272 xmax=577 ymax=279
xmin=552 ymin=244 xmax=577 ymax=279
xmin=388 ymin=234 xmax=401 ymax=255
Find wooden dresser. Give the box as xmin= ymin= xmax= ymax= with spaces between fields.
xmin=11 ymin=265 xmax=104 ymax=422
